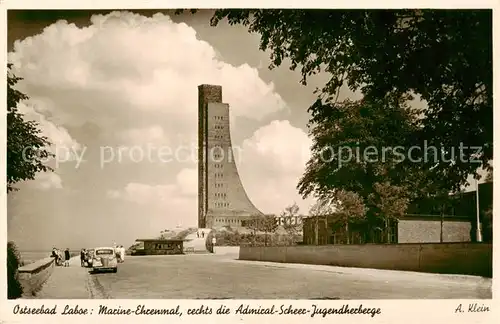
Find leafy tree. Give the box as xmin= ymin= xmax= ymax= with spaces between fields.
xmin=244 ymin=214 xmax=278 ymax=246
xmin=368 ymin=182 xmax=409 ymax=243
xmin=297 ymin=97 xmax=420 ymax=201
xmin=194 ymin=9 xmax=492 ymax=192
xmin=333 ymin=190 xmax=367 ymax=244
xmin=485 ymin=168 xmax=493 ymax=182
xmin=280 ymin=202 xmax=303 ymax=237
xmin=309 ymin=197 xmax=335 ymax=217
xmin=296 ymin=97 xmax=421 ymax=239
xmin=7 ymin=64 xmax=54 ymax=192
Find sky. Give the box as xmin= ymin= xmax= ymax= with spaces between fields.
xmin=6 ymin=10 xmax=331 ymax=250
xmin=6 ymin=9 xmax=488 ymax=251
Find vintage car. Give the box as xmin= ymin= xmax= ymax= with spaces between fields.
xmin=92 ymin=247 xmax=118 ymax=273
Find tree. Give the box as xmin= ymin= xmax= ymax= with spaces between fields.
xmin=196 ymin=9 xmax=492 ymax=192
xmin=296 ymin=97 xmax=421 ymax=239
xmin=244 ymin=214 xmax=278 ymax=246
xmin=333 ymin=190 xmax=367 ymax=244
xmin=368 ymin=182 xmax=409 ymax=243
xmin=485 ymin=168 xmax=493 ymax=182
xmin=7 ymin=64 xmax=54 ymax=192
xmin=280 ymin=202 xmax=303 ymax=237
xmin=297 ymin=97 xmax=420 ymax=202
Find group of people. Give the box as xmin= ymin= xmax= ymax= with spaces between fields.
xmin=80 ymin=248 xmax=94 ymax=267
xmin=114 ymin=244 xmax=126 ymax=263
xmin=51 ymin=247 xmax=71 ymax=267
xmin=196 ymin=231 xmax=205 ymax=238
xmin=53 ymin=245 xmax=127 ymax=268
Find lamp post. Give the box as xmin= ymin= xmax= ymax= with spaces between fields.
xmin=476 ymin=179 xmax=483 ymax=242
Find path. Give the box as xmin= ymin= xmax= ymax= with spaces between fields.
xmin=32 ymin=256 xmax=98 ymax=299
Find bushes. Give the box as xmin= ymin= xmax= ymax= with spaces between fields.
xmin=212 ymin=230 xmax=301 ymax=247
xmin=7 ymin=241 xmax=23 ymax=299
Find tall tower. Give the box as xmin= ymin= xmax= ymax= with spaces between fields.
xmin=198 ymin=85 xmax=264 ymax=229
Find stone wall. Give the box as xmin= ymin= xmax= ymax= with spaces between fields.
xmin=18 ymin=257 xmax=55 ymax=297
xmin=239 ymin=243 xmax=492 ymax=277
xmin=213 ymin=246 xmax=240 ymax=255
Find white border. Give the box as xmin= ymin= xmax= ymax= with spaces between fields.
xmin=0 ymin=1 xmax=498 ymax=324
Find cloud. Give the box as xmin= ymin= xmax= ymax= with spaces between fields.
xmin=238 ymin=120 xmax=315 ymax=214
xmin=30 ymin=172 xmax=63 ymax=190
xmin=9 ymin=11 xmax=287 ymax=141
xmin=240 ymin=120 xmax=312 ymax=174
xmin=176 ymin=168 xmax=198 ymax=196
xmin=106 ymin=175 xmax=198 ymax=229
xmin=16 ymin=100 xmax=81 ymax=162
xmin=117 ymin=125 xmax=168 ymax=145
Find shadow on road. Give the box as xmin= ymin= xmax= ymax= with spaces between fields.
xmin=87 ymin=269 xmax=117 ymax=275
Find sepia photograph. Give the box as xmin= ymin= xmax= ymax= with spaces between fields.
xmin=5 ymin=6 xmax=493 ymax=305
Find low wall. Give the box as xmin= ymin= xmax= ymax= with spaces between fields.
xmin=18 ymin=257 xmax=55 ymax=297
xmin=239 ymin=243 xmax=492 ymax=277
xmin=214 ymin=246 xmax=240 ymax=255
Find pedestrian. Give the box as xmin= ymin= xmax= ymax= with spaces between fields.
xmin=80 ymin=249 xmax=86 ymax=267
xmin=119 ymin=245 xmax=125 ymax=263
xmin=197 ymin=232 xmax=199 ymax=238
xmin=56 ymin=249 xmax=63 ymax=266
xmin=64 ymin=248 xmax=70 ymax=267
xmin=201 ymin=231 xmax=205 ymax=238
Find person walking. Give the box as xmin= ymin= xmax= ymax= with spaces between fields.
xmin=64 ymin=248 xmax=71 ymax=267
xmin=80 ymin=249 xmax=86 ymax=267
xmin=119 ymin=245 xmax=125 ymax=263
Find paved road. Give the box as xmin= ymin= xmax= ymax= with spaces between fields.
xmin=88 ymin=254 xmax=492 ymax=299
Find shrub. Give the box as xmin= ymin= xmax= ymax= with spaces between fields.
xmin=211 ymin=230 xmax=301 ymax=247
xmin=7 ymin=241 xmax=23 ymax=299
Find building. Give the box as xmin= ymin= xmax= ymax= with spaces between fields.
xmin=302 ymin=214 xmax=471 ymax=245
xmin=303 ymin=214 xmax=470 ymax=245
xmin=302 ymin=181 xmax=493 ymax=245
xmin=198 ymin=85 xmax=264 ymax=229
xmin=132 ymin=239 xmax=184 ymax=255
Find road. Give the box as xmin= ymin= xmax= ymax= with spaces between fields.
xmin=88 ymin=253 xmax=492 ymax=299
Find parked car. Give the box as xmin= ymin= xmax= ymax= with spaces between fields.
xmin=92 ymin=247 xmax=118 ymax=273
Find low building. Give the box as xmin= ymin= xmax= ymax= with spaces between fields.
xmin=303 ymin=181 xmax=492 ymax=245
xmin=303 ymin=214 xmax=470 ymax=245
xmin=302 ymin=215 xmax=470 ymax=245
xmin=133 ymin=239 xmax=184 ymax=255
